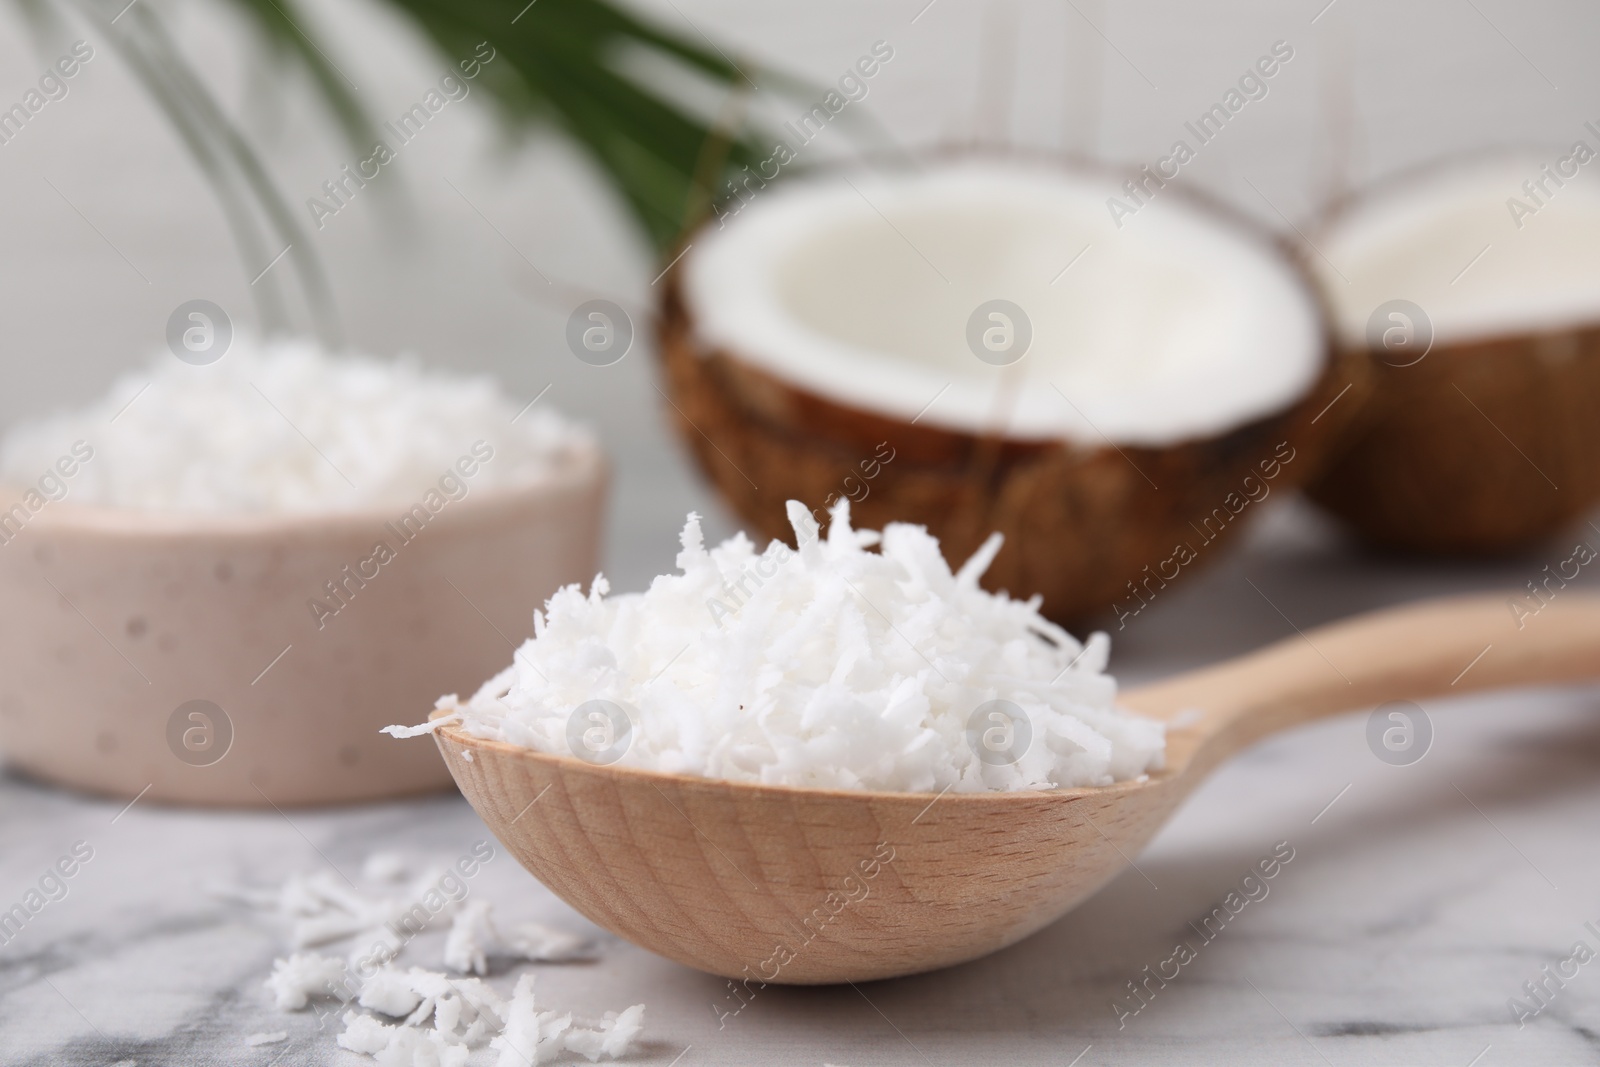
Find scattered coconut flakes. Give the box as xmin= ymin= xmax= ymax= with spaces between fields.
xmin=244 ymin=1031 xmax=288 ymax=1046
xmin=339 ymin=1011 xmax=399 ymax=1055
xmin=420 ymin=499 xmax=1164 ymax=792
xmin=359 ymin=969 xmax=425 ymax=1018
xmin=444 ymin=900 xmax=496 ymax=976
xmin=280 ymin=868 xmax=368 ymax=919
xmin=327 ymin=969 xmax=640 ymax=1067
xmin=442 ymin=899 xmax=596 ymax=973
xmin=266 ymin=953 xmax=349 ymax=1010
xmin=449 ymin=976 xmax=509 ymax=1024
xmin=366 ymin=1025 xmax=468 ymax=1067
xmin=293 ymin=907 xmax=377 ymax=949
xmin=493 ymin=975 xmax=562 ymax=1067
xmin=489 ymin=974 xmax=640 ymax=1067
xmin=0 ymin=336 xmax=593 ymax=514
xmin=564 ymin=1004 xmax=647 ymax=1062
xmin=435 ymin=975 xmax=509 ymax=1046
xmin=259 ymin=863 xmax=480 ymax=961
xmin=251 ymin=855 xmax=638 ymax=1066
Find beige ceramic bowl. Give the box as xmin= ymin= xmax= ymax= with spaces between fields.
xmin=0 ymin=443 xmax=605 ymax=807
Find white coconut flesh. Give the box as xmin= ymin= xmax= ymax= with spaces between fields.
xmin=1317 ymin=154 xmax=1600 ymax=348
xmin=681 ymin=162 xmax=1324 ymax=447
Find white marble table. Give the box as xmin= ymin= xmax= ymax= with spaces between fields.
xmin=4 ymin=500 xmax=1599 ymax=1066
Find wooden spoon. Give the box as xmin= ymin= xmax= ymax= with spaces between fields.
xmin=433 ymin=593 xmax=1600 ymax=984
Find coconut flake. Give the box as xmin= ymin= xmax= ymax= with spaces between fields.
xmin=360 ymin=969 xmax=426 ymax=1018
xmin=339 ymin=1011 xmax=399 ymax=1055
xmin=442 ymin=900 xmax=594 ymax=972
xmin=244 ymin=1031 xmax=288 ymax=1046
xmin=265 ymin=953 xmax=348 ymax=1010
xmin=382 ymin=714 xmax=460 ymax=740
xmin=429 ymin=500 xmax=1164 ymax=792
xmin=443 ymin=900 xmax=495 ymax=976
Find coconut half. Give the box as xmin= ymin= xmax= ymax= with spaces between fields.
xmin=1306 ymin=152 xmax=1600 ymax=553
xmin=659 ymin=160 xmax=1356 ymax=621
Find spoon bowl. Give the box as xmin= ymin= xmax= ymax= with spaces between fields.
xmin=435 ymin=593 xmax=1600 ymax=984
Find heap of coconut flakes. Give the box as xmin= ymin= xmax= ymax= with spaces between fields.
xmin=0 ymin=336 xmax=591 ymax=513
xmin=426 ymin=500 xmax=1165 ymax=792
xmin=235 ymin=854 xmax=642 ymax=1067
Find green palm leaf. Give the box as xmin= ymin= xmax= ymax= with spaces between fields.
xmin=23 ymin=0 xmax=838 ymax=338
xmin=222 ymin=0 xmax=794 ymax=251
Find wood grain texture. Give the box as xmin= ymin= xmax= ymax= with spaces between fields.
xmin=435 ymin=593 xmax=1600 ymax=984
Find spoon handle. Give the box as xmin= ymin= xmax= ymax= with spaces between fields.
xmin=1121 ymin=593 xmax=1600 ymax=775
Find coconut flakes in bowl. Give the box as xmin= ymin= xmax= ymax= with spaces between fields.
xmin=0 ymin=336 xmax=592 ymax=514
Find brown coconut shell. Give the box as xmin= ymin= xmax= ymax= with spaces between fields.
xmin=1306 ymin=325 xmax=1600 ymax=553
xmin=1304 ymin=151 xmax=1600 ymax=554
xmin=655 ymin=236 xmax=1368 ymax=624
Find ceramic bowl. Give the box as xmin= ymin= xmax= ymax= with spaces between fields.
xmin=0 ymin=443 xmax=606 ymax=806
